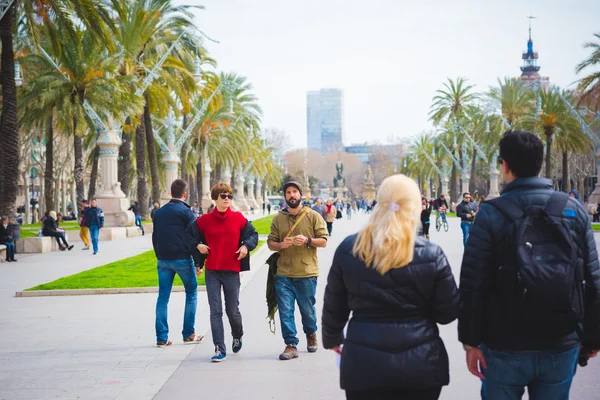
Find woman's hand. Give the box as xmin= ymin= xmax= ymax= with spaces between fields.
xmin=197 ymin=244 xmax=210 ymax=254
xmin=236 ymin=245 xmax=248 ymax=260
xmin=331 ymin=345 xmax=342 ymax=355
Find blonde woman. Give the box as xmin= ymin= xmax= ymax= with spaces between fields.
xmin=322 ymin=175 xmax=459 ymax=400
xmin=42 ymin=211 xmax=73 ymax=251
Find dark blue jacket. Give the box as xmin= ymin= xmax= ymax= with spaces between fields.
xmin=83 ymin=206 xmax=104 ymax=228
xmin=152 ymin=199 xmax=198 ymax=261
xmin=459 ymin=177 xmax=600 ymax=351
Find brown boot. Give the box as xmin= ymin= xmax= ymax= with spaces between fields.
xmin=306 ymin=333 xmax=318 ymax=353
xmin=279 ymin=344 xmax=299 ymax=360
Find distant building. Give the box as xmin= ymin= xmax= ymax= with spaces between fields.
xmin=518 ymin=18 xmax=549 ymax=90
xmin=345 ymin=143 xmax=404 ymax=164
xmin=306 ymin=89 xmax=344 ymax=153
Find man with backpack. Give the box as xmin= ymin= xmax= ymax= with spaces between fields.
xmin=458 ymin=131 xmax=600 ymax=400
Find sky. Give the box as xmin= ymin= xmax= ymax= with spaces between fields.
xmin=177 ymin=0 xmax=600 ymax=149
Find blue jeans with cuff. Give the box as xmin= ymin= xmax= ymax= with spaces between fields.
xmin=275 ymin=275 xmax=318 ymax=347
xmin=461 ymin=221 xmax=472 ymax=246
xmin=155 ymin=258 xmax=198 ymax=342
xmin=480 ymin=345 xmax=579 ymax=400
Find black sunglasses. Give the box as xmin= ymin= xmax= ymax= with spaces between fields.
xmin=219 ymin=194 xmax=234 ymax=200
xmin=498 ymin=157 xmax=503 ymax=164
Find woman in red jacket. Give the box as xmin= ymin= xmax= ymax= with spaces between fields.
xmin=196 ymin=182 xmax=255 ymax=362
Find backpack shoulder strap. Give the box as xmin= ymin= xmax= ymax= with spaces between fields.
xmin=544 ymin=192 xmax=570 ymax=217
xmin=487 ymin=197 xmax=524 ymax=222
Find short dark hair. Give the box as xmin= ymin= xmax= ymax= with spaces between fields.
xmin=499 ymin=130 xmax=543 ymax=178
xmin=90 ymin=198 xmax=97 ymax=202
xmin=171 ymin=179 xmax=187 ymax=199
xmin=463 ymin=192 xmax=470 ymax=197
xmin=211 ymin=182 xmax=233 ymax=200
xmin=81 ymin=199 xmax=88 ymax=204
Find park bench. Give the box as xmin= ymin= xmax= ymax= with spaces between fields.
xmin=15 ymin=233 xmax=72 ymax=254
xmin=0 ymin=244 xmax=5 ymax=261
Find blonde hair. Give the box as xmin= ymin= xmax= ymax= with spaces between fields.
xmin=352 ymin=174 xmax=421 ymax=274
xmin=49 ymin=211 xmax=57 ymax=220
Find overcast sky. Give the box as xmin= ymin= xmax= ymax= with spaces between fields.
xmin=179 ymin=0 xmax=600 ymax=149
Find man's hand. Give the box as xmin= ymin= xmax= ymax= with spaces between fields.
xmin=195 ymin=266 xmax=203 ymax=276
xmin=466 ymin=347 xmax=487 ymax=379
xmin=236 ymin=245 xmax=248 ymax=260
xmin=293 ymin=235 xmax=308 ymax=246
xmin=331 ymin=345 xmax=342 ymax=355
xmin=280 ymin=237 xmax=294 ymax=249
xmin=197 ymin=244 xmax=210 ymax=254
xmin=466 ymin=214 xmax=472 ymax=219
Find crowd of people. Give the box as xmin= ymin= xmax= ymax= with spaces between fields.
xmin=150 ymin=130 xmax=600 ymax=400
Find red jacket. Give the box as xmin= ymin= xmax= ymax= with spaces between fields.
xmin=196 ymin=207 xmax=246 ymax=272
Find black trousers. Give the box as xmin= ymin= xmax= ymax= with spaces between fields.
xmin=326 ymin=222 xmax=333 ymax=236
xmin=422 ymin=221 xmax=430 ymax=235
xmin=45 ymin=232 xmax=68 ymax=247
xmin=346 ymin=386 xmax=442 ymax=400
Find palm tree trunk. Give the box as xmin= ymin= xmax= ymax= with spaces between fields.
xmin=119 ymin=117 xmax=132 ymax=197
xmin=469 ymin=148 xmax=477 ymax=193
xmin=562 ymin=151 xmax=569 ymax=193
xmin=73 ymin=117 xmax=85 ymax=206
xmin=135 ymin=118 xmax=149 ymax=219
xmin=88 ymin=145 xmax=100 ymax=200
xmin=44 ymin=111 xmax=55 ymax=212
xmin=144 ymin=99 xmax=160 ymax=205
xmin=215 ymin=163 xmax=222 ymax=185
xmin=450 ymin=164 xmax=457 ymax=206
xmin=196 ymin=159 xmax=203 ymax=211
xmin=0 ymin=3 xmax=19 ymax=222
xmin=544 ymin=129 xmax=553 ymax=180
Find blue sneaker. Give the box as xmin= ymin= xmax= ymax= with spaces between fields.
xmin=232 ymin=338 xmax=243 ymax=353
xmin=211 ymin=347 xmax=226 ymax=363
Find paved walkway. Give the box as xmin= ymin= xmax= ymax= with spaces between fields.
xmin=1 ymin=213 xmax=599 ymax=399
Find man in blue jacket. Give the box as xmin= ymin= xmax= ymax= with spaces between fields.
xmin=152 ymin=179 xmax=203 ymax=347
xmin=459 ymin=131 xmax=600 ymax=399
xmin=83 ymin=199 xmax=104 ymax=255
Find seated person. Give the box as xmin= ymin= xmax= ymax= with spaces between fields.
xmin=43 ymin=211 xmax=73 ymax=251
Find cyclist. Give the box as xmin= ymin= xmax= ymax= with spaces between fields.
xmin=456 ymin=192 xmax=476 ymax=245
xmin=433 ymin=194 xmax=449 ymax=227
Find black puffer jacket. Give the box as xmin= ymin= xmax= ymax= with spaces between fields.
xmin=459 ymin=177 xmax=600 ymax=351
xmin=322 ymin=234 xmax=459 ymax=391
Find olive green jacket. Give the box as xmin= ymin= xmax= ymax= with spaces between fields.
xmin=267 ymin=206 xmax=328 ymax=278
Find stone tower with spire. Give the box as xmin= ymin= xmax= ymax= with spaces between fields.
xmin=519 ymin=16 xmax=549 ymax=90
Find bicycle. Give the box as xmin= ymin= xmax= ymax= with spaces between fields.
xmin=436 ymin=209 xmax=449 ymax=232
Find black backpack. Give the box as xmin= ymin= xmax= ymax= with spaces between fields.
xmin=488 ymin=192 xmax=584 ymax=339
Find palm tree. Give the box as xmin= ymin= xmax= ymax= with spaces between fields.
xmin=576 ymin=33 xmax=600 ymax=111
xmin=0 ymin=0 xmax=114 ymax=220
xmin=525 ymin=87 xmax=578 ymax=180
xmin=112 ymin=0 xmax=203 ymax=205
xmin=489 ymin=78 xmax=534 ymax=130
xmin=429 ymin=77 xmax=478 ymax=200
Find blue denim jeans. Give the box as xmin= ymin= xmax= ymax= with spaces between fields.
xmin=461 ymin=221 xmax=472 ymax=246
xmin=205 ymin=269 xmax=243 ymax=353
xmin=3 ymin=242 xmax=15 ymax=259
xmin=135 ymin=215 xmax=144 ymax=234
xmin=481 ymin=345 xmax=579 ymax=400
xmin=275 ymin=275 xmax=318 ymax=346
xmin=155 ymin=258 xmax=198 ymax=342
xmin=89 ymin=224 xmax=100 ymax=253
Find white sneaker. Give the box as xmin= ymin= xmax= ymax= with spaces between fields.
xmin=82 ymin=245 xmax=90 ymax=250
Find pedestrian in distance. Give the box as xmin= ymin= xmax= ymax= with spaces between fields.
xmin=79 ymin=200 xmax=91 ymax=250
xmin=0 ymin=216 xmax=17 ymax=261
xmin=267 ymin=181 xmax=328 ymax=360
xmin=128 ymin=201 xmax=145 ymax=236
xmin=192 ymin=182 xmax=258 ymax=362
xmin=150 ymin=203 xmax=159 ymax=221
xmin=324 ymin=198 xmax=337 ymax=236
xmin=311 ymin=198 xmax=327 ymax=221
xmin=456 ymin=192 xmax=476 ymax=246
xmin=267 ymin=202 xmax=272 ymax=215
xmin=192 ymin=201 xmax=201 ymax=218
xmin=322 ymin=174 xmax=459 ymax=400
xmin=459 ymin=131 xmax=600 ymax=400
xmin=421 ymin=197 xmax=432 ymax=240
xmin=152 ymin=179 xmax=204 ymax=348
xmin=82 ymin=199 xmax=104 ymax=255
xmin=43 ymin=210 xmax=73 ymax=251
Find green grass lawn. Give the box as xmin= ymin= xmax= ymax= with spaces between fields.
xmin=19 ymin=221 xmax=80 ymax=239
xmin=26 ymin=241 xmax=265 ymax=291
xmin=252 ymin=214 xmax=275 ymax=235
xmin=592 ymin=224 xmax=600 ymax=231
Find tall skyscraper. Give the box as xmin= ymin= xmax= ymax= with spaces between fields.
xmin=306 ymin=88 xmax=344 ymax=153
